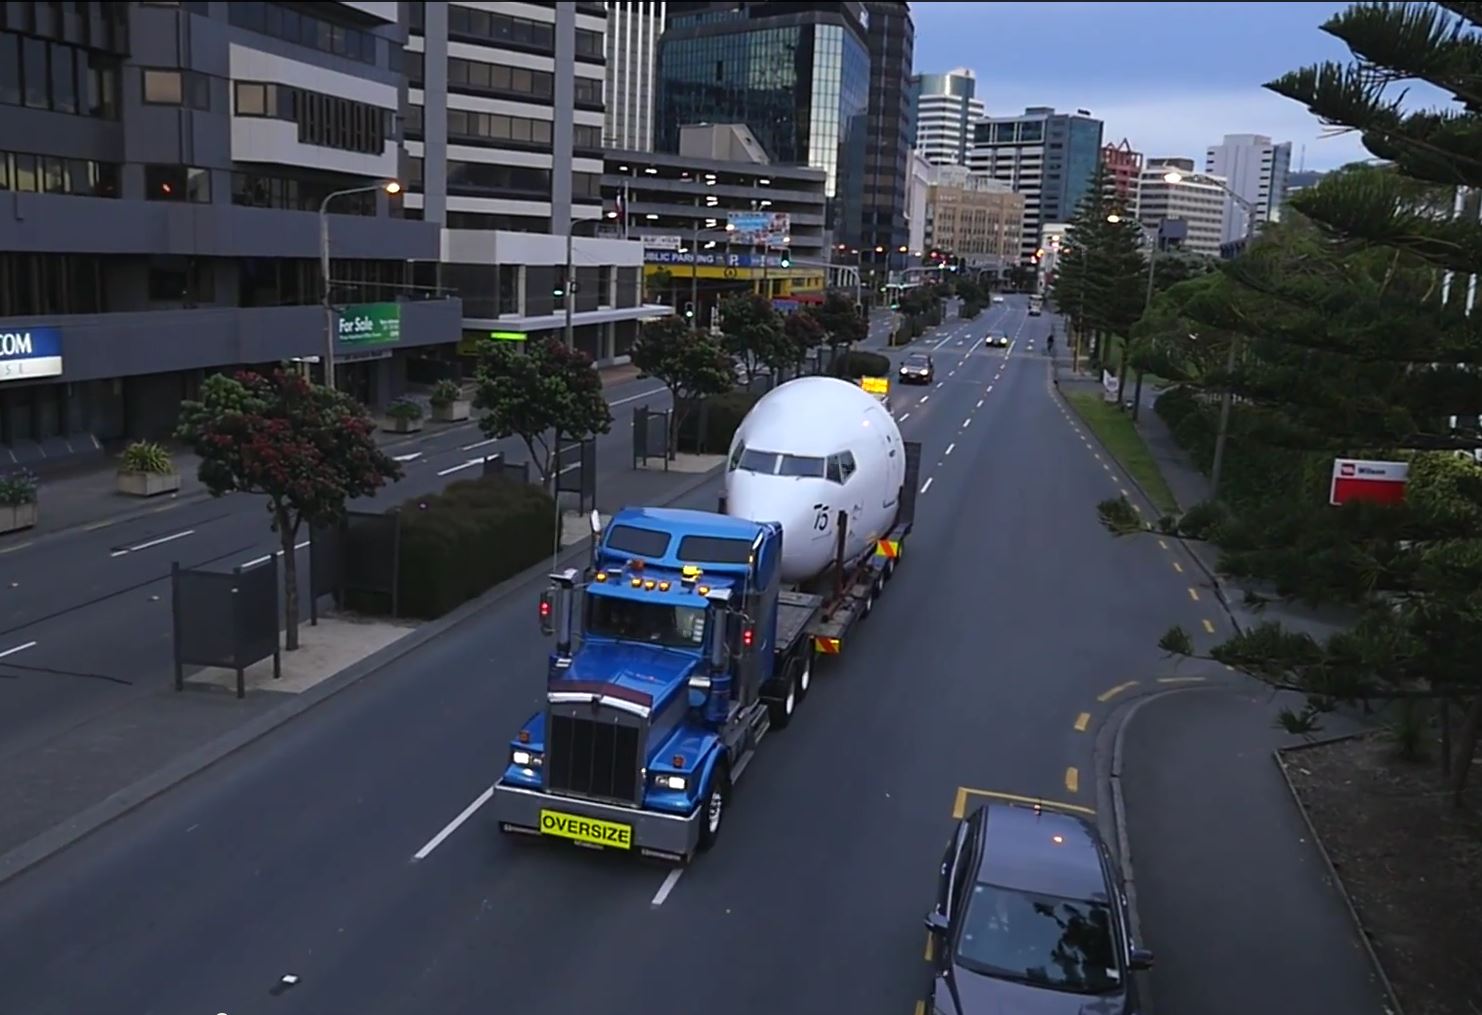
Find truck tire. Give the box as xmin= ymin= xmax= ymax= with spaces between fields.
xmin=697 ymin=762 xmax=731 ymax=852
xmin=796 ymin=645 xmax=814 ymax=700
xmin=862 ymin=575 xmax=881 ymax=617
xmin=768 ymin=659 xmax=799 ymax=729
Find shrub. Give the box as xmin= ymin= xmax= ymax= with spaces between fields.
xmin=959 ymin=301 xmax=982 ymax=320
xmin=391 ymin=474 xmax=557 ymax=619
xmin=0 ymin=470 xmax=38 ymax=506
xmin=833 ymin=349 xmax=891 ymax=380
xmin=387 ymin=397 xmax=424 ymax=421
xmin=430 ymin=379 xmax=462 ymax=407
xmin=676 ymin=390 xmax=762 ymax=454
xmin=120 ymin=440 xmax=174 ymax=474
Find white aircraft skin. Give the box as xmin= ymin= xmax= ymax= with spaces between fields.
xmin=723 ymin=376 xmax=907 ymax=585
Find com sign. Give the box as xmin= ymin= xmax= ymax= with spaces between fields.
xmin=0 ymin=327 xmax=64 ymax=382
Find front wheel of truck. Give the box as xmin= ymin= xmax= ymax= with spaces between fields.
xmin=697 ymin=762 xmax=731 ymax=852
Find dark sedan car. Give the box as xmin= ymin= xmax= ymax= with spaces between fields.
xmin=925 ymin=801 xmax=1153 ymax=1014
xmin=899 ymin=353 xmax=935 ymax=384
xmin=985 ymin=333 xmax=1010 ymax=349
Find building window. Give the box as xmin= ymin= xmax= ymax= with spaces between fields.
xmin=448 ymin=5 xmax=555 ymax=51
xmin=227 ymin=2 xmax=379 ymax=66
xmin=446 ymin=160 xmax=551 ymax=198
xmin=574 ymin=124 xmax=602 ymax=150
xmin=573 ymin=172 xmax=601 ymax=200
xmin=404 ymin=103 xmax=423 ymax=133
xmin=446 ymin=107 xmax=554 ymax=147
xmin=22 ymin=36 xmax=47 ymax=108
xmin=448 ymin=56 xmax=553 ymax=100
xmin=0 ymin=151 xmax=119 ymax=198
xmin=574 ymin=76 xmax=602 ymax=106
xmin=233 ymin=80 xmax=391 ymax=155
xmin=49 ymin=44 xmax=76 ymax=114
xmin=575 ymin=28 xmax=603 ymax=59
xmin=146 ymin=165 xmax=211 ymax=203
xmin=230 ymin=171 xmax=377 ymax=215
xmin=405 ymin=50 xmax=423 ymax=84
xmin=142 ymin=68 xmax=210 ymax=108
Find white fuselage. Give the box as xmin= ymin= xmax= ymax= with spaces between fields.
xmin=723 ymin=376 xmax=907 ymax=585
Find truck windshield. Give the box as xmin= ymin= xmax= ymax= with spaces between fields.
xmin=586 ymin=593 xmax=707 ymax=649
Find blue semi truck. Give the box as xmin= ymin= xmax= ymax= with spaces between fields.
xmin=492 ymin=452 xmax=920 ymax=862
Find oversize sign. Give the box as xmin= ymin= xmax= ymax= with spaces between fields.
xmin=538 ymin=808 xmax=633 ymax=849
xmin=1330 ymin=458 xmax=1409 ymax=506
xmin=0 ymin=326 xmax=64 ymax=381
xmin=337 ymin=302 xmax=401 ymax=346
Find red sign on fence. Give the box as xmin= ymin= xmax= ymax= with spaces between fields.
xmin=1329 ymin=458 xmax=1408 ymax=506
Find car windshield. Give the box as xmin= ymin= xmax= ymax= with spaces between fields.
xmin=586 ymin=593 xmax=706 ymax=649
xmin=905 ymin=356 xmax=929 ymax=366
xmin=954 ymin=883 xmax=1122 ymax=995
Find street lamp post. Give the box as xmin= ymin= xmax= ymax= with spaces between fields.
xmin=1163 ymin=170 xmax=1259 ymax=498
xmin=319 ymin=179 xmax=401 ymax=390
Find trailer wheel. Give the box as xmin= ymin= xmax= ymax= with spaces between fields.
xmin=796 ymin=646 xmax=814 ymax=700
xmin=862 ymin=577 xmax=880 ymax=617
xmin=768 ymin=662 xmax=799 ymax=729
xmin=697 ymin=763 xmax=731 ymax=852
xmin=883 ymin=553 xmax=898 ymax=581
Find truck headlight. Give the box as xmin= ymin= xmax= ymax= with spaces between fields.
xmin=512 ymin=749 xmax=542 ymax=767
xmin=655 ymin=774 xmax=687 ymax=791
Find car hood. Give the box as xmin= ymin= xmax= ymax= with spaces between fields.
xmin=945 ymin=968 xmax=1126 ymax=1015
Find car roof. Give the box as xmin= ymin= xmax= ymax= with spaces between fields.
xmin=974 ymin=802 xmax=1110 ymax=903
xmin=906 ymin=352 xmax=930 ymax=360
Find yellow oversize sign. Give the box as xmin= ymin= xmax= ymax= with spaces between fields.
xmin=539 ymin=808 xmax=634 ymax=849
xmin=860 ymin=376 xmax=889 ymax=395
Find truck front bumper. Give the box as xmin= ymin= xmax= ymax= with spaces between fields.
xmin=493 ymin=783 xmax=701 ymax=862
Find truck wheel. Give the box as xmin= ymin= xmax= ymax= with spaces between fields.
xmin=796 ymin=646 xmax=814 ymax=700
xmin=697 ymin=763 xmax=731 ymax=852
xmin=768 ymin=663 xmax=798 ymax=729
xmin=863 ymin=577 xmax=880 ymax=617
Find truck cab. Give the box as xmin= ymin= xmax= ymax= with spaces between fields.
xmin=493 ymin=507 xmax=802 ymax=863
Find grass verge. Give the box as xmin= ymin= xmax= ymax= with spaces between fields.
xmin=1064 ymin=391 xmax=1180 ymax=516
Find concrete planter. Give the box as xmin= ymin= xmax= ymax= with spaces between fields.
xmin=117 ymin=470 xmax=182 ymax=498
xmin=1 ymin=502 xmax=37 ymax=533
xmin=431 ymin=399 xmax=470 ymax=423
xmin=384 ymin=416 xmax=423 ymax=434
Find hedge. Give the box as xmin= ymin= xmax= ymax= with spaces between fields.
xmin=833 ymin=349 xmax=891 ymax=380
xmin=387 ymin=474 xmax=557 ymax=620
xmin=676 ymin=390 xmax=762 ymax=454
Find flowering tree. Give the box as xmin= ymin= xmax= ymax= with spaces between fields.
xmin=176 ymin=369 xmax=403 ymax=650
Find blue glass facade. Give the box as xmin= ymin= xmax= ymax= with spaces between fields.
xmin=656 ymin=7 xmax=870 ymax=247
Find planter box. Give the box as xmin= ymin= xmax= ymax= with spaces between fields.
xmin=431 ymin=399 xmax=471 ymax=423
xmin=1 ymin=502 xmax=37 ymax=534
xmin=384 ymin=417 xmax=424 ymax=434
xmin=117 ymin=471 xmax=182 ymax=497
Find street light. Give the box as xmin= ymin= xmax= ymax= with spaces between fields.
xmin=319 ymin=179 xmax=401 ymax=390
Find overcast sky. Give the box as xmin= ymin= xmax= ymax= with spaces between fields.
xmin=910 ymin=1 xmax=1379 ymax=171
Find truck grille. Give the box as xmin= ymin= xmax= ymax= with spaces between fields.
xmin=546 ymin=714 xmax=641 ymax=805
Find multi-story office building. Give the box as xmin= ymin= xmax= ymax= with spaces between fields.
xmin=968 ymin=106 xmax=1104 ymax=262
xmin=922 ymin=164 xmax=1025 ymax=276
xmin=603 ymin=123 xmax=828 ymax=320
xmin=910 ymin=67 xmax=985 ymax=168
xmin=1134 ymin=158 xmax=1228 ymax=256
xmin=905 ymin=148 xmax=933 ymax=267
xmin=859 ymin=1 xmax=914 ymax=274
xmin=405 ymin=2 xmax=667 ymax=366
xmin=1204 ymin=132 xmax=1291 ymax=244
xmin=0 ymin=1 xmax=462 ymax=461
xmin=603 ymin=1 xmax=665 ymax=151
xmin=654 ymin=2 xmax=870 ymax=249
xmin=1101 ymin=138 xmax=1142 ymax=208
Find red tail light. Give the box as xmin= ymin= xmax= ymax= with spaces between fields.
xmin=539 ymin=600 xmax=552 ymax=620
xmin=741 ymin=627 xmax=754 ymax=649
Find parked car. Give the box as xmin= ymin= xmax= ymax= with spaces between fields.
xmin=899 ymin=352 xmax=935 ymax=385
xmin=924 ymin=801 xmax=1153 ymax=1014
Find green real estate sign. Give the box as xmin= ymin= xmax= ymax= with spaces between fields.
xmin=338 ymin=302 xmax=401 ymax=346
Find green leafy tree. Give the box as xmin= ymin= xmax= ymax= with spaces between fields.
xmin=1098 ymin=1 xmax=1482 ymax=801
xmin=813 ymin=290 xmax=869 ymax=360
xmin=645 ymin=268 xmax=674 ymax=305
xmin=631 ymin=313 xmax=734 ymax=451
xmin=176 ymin=369 xmax=402 ymax=650
xmin=718 ymin=293 xmax=790 ymax=383
xmin=473 ymin=336 xmax=612 ymax=492
xmin=784 ymin=307 xmax=827 ymax=371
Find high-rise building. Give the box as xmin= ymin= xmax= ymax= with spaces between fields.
xmin=1135 ymin=158 xmax=1228 ymax=256
xmin=1204 ymin=132 xmax=1291 ymax=244
xmin=859 ymin=2 xmax=914 ymax=273
xmin=0 ymin=1 xmax=462 ymax=459
xmin=967 ymin=106 xmax=1104 ymax=262
xmin=406 ymin=2 xmax=668 ymax=365
xmin=1101 ymin=138 xmax=1142 ymax=209
xmin=905 ymin=149 xmax=934 ymax=267
xmin=922 ymin=164 xmax=1025 ymax=276
xmin=604 ymin=2 xmax=666 ymax=151
xmin=654 ymin=2 xmax=871 ymax=248
xmin=910 ymin=67 xmax=986 ymax=167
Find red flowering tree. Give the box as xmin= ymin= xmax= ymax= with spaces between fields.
xmin=176 ymin=369 xmax=403 ymax=649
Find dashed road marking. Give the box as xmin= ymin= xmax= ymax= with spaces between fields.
xmin=945 ymin=442 xmax=956 ymax=456
xmin=1158 ymin=539 xmax=1169 ymax=550
xmin=920 ymin=477 xmax=934 ymax=494
xmin=919 ymin=395 xmax=930 ymax=404
xmin=1202 ymin=619 xmax=1217 ymax=634
xmin=954 ymin=785 xmax=1096 ymax=820
xmin=1097 ymin=681 xmax=1138 ymax=702
xmin=239 ymin=539 xmax=312 ymax=570
xmin=1074 ymin=712 xmax=1091 ymax=732
xmin=651 ymin=868 xmax=684 ymax=907
xmin=1157 ymin=676 xmax=1207 ymax=685
xmin=1172 ymin=561 xmax=1183 ymax=573
xmin=1065 ymin=767 xmax=1080 ymax=793
xmin=0 ymin=640 xmax=37 ymax=660
xmin=413 ymin=786 xmax=494 ymax=860
xmin=975 ymin=398 xmax=984 ymax=408
xmin=1187 ymin=587 xmax=1200 ymax=601
xmin=899 ymin=412 xmax=911 ymax=421
xmin=962 ymin=417 xmax=971 ymax=428
xmin=109 ymin=528 xmax=196 ymax=558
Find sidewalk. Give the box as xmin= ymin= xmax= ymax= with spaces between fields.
xmin=1116 ymin=684 xmax=1393 ymax=1015
xmin=2 ymin=363 xmax=644 ymax=545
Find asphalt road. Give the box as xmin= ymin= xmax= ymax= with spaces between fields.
xmin=0 ymin=295 xmax=1215 ymax=1015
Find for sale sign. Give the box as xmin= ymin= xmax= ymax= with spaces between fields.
xmin=1329 ymin=458 xmax=1408 ymax=506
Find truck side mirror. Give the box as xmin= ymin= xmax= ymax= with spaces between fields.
xmin=538 ymin=588 xmax=556 ymax=636
xmin=1129 ymin=946 xmax=1155 ymax=971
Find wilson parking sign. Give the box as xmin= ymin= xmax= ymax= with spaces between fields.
xmin=1329 ymin=458 xmax=1408 ymax=506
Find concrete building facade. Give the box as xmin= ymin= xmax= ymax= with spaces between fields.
xmin=0 ymin=0 xmax=462 ymax=462
xmin=1135 ymin=157 xmax=1228 ymax=256
xmin=905 ymin=148 xmax=933 ymax=267
xmin=968 ymin=106 xmax=1104 ymax=262
xmin=405 ymin=1 xmax=666 ymax=366
xmin=910 ymin=67 xmax=984 ymax=168
xmin=923 ymin=164 xmax=1024 ymax=275
xmin=603 ymin=1 xmax=665 ymax=152
xmin=1101 ymin=137 xmax=1142 ymax=209
xmin=1204 ymin=132 xmax=1291 ymax=244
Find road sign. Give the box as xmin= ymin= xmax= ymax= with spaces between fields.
xmin=1329 ymin=458 xmax=1409 ymax=506
xmin=642 ymin=235 xmax=684 ymax=251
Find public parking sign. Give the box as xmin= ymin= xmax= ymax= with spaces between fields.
xmin=1329 ymin=458 xmax=1409 ymax=506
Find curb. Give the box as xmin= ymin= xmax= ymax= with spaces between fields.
xmin=1053 ymin=383 xmax=1245 ymax=637
xmin=1271 ymin=733 xmax=1404 ymax=1015
xmin=0 ymin=461 xmax=726 ymax=887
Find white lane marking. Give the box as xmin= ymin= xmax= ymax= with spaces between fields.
xmin=919 ymin=395 xmax=930 ymax=404
xmin=651 ymin=867 xmax=685 ymax=907
xmin=460 ymin=437 xmax=499 ymax=452
xmin=899 ymin=412 xmax=911 ymax=421
xmin=609 ymin=385 xmax=669 ymax=408
xmin=110 ymin=529 xmax=196 ymax=558
xmin=987 ymin=384 xmax=994 ymax=393
xmin=935 ymin=381 xmax=944 ymax=388
xmin=438 ymin=457 xmax=486 ymax=477
xmin=931 ymin=331 xmax=958 ymax=351
xmin=963 ymin=417 xmax=972 ymax=428
xmin=0 ymin=640 xmax=37 ymax=660
xmin=920 ymin=476 xmax=934 ymax=494
xmin=239 ymin=539 xmax=312 ymax=570
xmin=1006 ymin=340 xmax=1016 ymax=357
xmin=945 ymin=442 xmax=956 ymax=456
xmin=413 ymin=786 xmax=494 ymax=860
xmin=392 ymin=451 xmax=423 ymax=463
xmin=976 ymin=398 xmax=984 ymax=408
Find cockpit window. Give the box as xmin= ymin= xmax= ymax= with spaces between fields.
xmin=825 ymin=450 xmax=857 ymax=484
xmin=777 ymin=454 xmax=826 ymax=478
xmin=733 ymin=448 xmax=826 ymax=478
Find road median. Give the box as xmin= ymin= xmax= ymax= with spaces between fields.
xmin=1062 ymin=390 xmax=1179 ymax=516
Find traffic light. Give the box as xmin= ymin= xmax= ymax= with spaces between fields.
xmin=683 ymin=300 xmax=695 ymax=320
xmin=552 ymin=285 xmax=565 ymax=297
xmin=779 ymin=253 xmax=791 ymax=268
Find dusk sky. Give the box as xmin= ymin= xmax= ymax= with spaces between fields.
xmin=910 ymin=1 xmax=1376 ymax=171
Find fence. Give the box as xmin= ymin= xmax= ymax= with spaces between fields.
xmin=171 ymin=557 xmax=281 ymax=700
xmin=311 ymin=509 xmax=402 ymax=618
